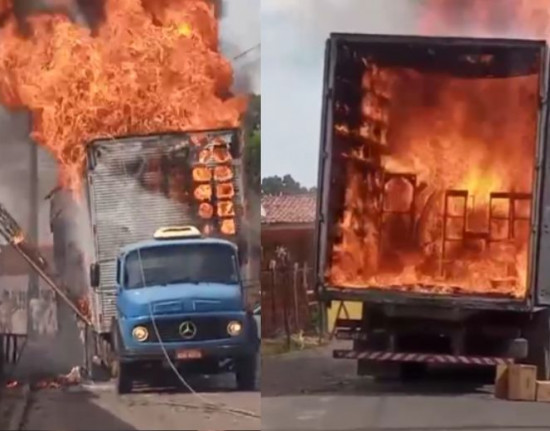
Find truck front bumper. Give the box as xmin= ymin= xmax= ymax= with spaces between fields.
xmin=119 ymin=341 xmax=257 ymax=364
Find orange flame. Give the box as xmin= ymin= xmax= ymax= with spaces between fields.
xmin=327 ymin=4 xmax=546 ymax=298
xmin=220 ymin=218 xmax=235 ymax=235
xmin=217 ymin=200 xmax=234 ymax=217
xmin=199 ymin=202 xmax=213 ymax=219
xmin=214 ymin=165 xmax=233 ymax=182
xmin=0 ymin=0 xmax=246 ymax=192
xmin=193 ymin=166 xmax=212 ymax=182
xmin=420 ymin=0 xmax=550 ymax=39
xmin=194 ymin=184 xmax=212 ymax=201
xmin=216 ymin=182 xmax=234 ymax=199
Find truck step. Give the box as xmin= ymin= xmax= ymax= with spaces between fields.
xmin=333 ymin=349 xmax=514 ymax=366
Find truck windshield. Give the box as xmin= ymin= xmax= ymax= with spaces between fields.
xmin=123 ymin=243 xmax=239 ymax=289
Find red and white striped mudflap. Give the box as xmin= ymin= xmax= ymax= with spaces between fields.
xmin=333 ymin=349 xmax=515 ymax=366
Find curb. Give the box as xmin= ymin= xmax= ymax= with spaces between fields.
xmin=6 ymin=384 xmax=31 ymax=431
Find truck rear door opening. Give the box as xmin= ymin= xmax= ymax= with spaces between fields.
xmin=316 ymin=34 xmax=550 ymax=380
xmin=318 ymin=35 xmax=544 ymax=302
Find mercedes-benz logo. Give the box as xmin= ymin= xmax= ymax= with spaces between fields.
xmin=179 ymin=321 xmax=197 ymax=339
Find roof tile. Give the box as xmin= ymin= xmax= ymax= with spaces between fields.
xmin=261 ymin=194 xmax=316 ymax=224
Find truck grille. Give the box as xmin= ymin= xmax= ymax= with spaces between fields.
xmin=143 ymin=316 xmax=234 ymax=342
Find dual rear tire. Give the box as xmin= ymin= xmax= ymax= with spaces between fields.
xmin=524 ymin=310 xmax=550 ymax=380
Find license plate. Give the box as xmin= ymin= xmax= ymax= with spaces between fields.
xmin=176 ymin=349 xmax=202 ymax=360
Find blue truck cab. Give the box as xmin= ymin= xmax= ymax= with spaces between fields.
xmin=97 ymin=226 xmax=258 ymax=394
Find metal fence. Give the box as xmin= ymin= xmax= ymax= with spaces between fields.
xmin=0 ymin=333 xmax=27 ymax=379
xmin=261 ymin=262 xmax=318 ymax=338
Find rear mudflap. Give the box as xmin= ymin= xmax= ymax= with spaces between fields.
xmin=333 ymin=349 xmax=514 ymax=366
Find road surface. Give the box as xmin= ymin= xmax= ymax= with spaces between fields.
xmin=262 ymin=341 xmax=550 ymax=431
xmin=1 ymin=375 xmax=260 ymax=430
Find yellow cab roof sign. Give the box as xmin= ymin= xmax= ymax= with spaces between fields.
xmin=154 ymin=226 xmax=202 ymax=240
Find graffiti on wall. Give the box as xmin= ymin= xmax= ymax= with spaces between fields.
xmin=0 ymin=276 xmax=28 ymax=334
xmin=29 ymin=283 xmax=57 ymax=335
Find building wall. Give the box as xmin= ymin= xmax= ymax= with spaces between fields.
xmin=0 ymin=109 xmax=59 ymax=338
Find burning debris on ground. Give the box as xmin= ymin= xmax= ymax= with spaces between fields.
xmin=4 ymin=365 xmax=83 ymax=391
xmin=326 ymin=38 xmax=540 ymax=299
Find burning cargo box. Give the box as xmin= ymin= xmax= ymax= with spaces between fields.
xmin=84 ymin=129 xmax=246 ymax=332
xmin=315 ymin=34 xmax=550 ymax=307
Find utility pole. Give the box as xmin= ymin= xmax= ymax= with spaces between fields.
xmin=27 ymin=137 xmax=39 ymax=335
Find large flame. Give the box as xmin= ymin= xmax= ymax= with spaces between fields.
xmin=420 ymin=0 xmax=550 ymax=39
xmin=327 ymin=1 xmax=548 ymax=298
xmin=0 ymin=0 xmax=246 ymax=191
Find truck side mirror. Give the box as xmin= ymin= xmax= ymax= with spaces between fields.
xmin=90 ymin=263 xmax=100 ymax=288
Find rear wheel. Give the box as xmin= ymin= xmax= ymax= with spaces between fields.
xmin=525 ymin=311 xmax=550 ymax=380
xmin=399 ymin=362 xmax=428 ymax=381
xmin=235 ymin=354 xmax=257 ymax=391
xmin=114 ymin=361 xmax=132 ymax=394
xmin=354 ymin=335 xmax=400 ymax=379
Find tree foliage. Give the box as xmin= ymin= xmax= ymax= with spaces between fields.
xmin=244 ymin=94 xmax=260 ymax=193
xmin=261 ymin=174 xmax=316 ymax=195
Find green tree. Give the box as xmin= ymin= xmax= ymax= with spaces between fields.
xmin=261 ymin=175 xmax=311 ymax=195
xmin=246 ymin=129 xmax=260 ymax=194
xmin=244 ymin=94 xmax=260 ymax=193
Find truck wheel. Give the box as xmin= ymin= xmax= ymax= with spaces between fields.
xmin=400 ymin=362 xmax=428 ymax=381
xmin=525 ymin=311 xmax=550 ymax=380
xmin=110 ymin=319 xmax=133 ymax=394
xmin=112 ymin=361 xmax=132 ymax=394
xmin=235 ymin=354 xmax=257 ymax=391
xmin=354 ymin=336 xmax=400 ymax=379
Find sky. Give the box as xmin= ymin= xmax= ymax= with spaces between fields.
xmin=261 ymin=0 xmax=423 ymax=187
xmin=260 ymin=0 xmax=547 ymax=187
xmin=220 ymin=0 xmax=261 ymax=94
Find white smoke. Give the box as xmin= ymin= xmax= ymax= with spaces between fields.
xmin=220 ymin=0 xmax=260 ymax=94
xmin=262 ymin=0 xmax=422 ymax=40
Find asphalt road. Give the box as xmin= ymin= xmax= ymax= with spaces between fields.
xmin=262 ymin=341 xmax=550 ymax=431
xmin=1 ymin=374 xmax=260 ymax=430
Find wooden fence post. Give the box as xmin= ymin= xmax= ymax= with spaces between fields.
xmin=281 ymin=263 xmax=291 ymax=348
xmin=292 ymin=263 xmax=300 ymax=331
xmin=269 ymin=259 xmax=277 ymax=333
xmin=301 ymin=262 xmax=312 ymax=329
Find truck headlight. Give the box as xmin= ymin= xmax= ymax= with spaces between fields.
xmin=132 ymin=326 xmax=149 ymax=342
xmin=227 ymin=321 xmax=242 ymax=336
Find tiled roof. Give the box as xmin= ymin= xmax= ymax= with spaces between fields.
xmin=261 ymin=194 xmax=316 ymax=224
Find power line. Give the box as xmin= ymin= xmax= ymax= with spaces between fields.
xmin=233 ymin=43 xmax=260 ymax=61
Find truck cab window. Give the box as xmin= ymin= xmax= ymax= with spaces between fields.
xmin=123 ymin=243 xmax=239 ymax=289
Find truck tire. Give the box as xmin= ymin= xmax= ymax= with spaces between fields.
xmin=399 ymin=362 xmax=428 ymax=381
xmin=235 ymin=354 xmax=257 ymax=391
xmin=354 ymin=335 xmax=399 ymax=379
xmin=525 ymin=310 xmax=550 ymax=380
xmin=115 ymin=362 xmax=133 ymax=395
xmin=111 ymin=319 xmax=133 ymax=394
